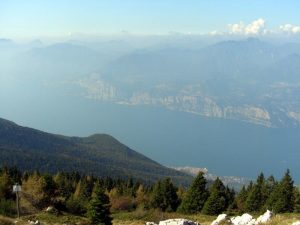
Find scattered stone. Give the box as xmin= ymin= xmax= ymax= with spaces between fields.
xmin=211 ymin=214 xmax=228 ymax=225
xmin=158 ymin=218 xmax=200 ymax=225
xmin=255 ymin=210 xmax=273 ymax=224
xmin=231 ymin=213 xmax=253 ymax=225
xmin=146 ymin=222 xmax=158 ymax=225
xmin=292 ymin=222 xmax=300 ymax=225
xmin=27 ymin=220 xmax=40 ymax=225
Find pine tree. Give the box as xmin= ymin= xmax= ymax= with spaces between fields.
xmin=245 ymin=184 xmax=262 ymax=212
xmin=162 ymin=178 xmax=179 ymax=212
xmin=225 ymin=186 xmax=236 ymax=211
xmin=87 ymin=183 xmax=112 ymax=225
xmin=245 ymin=173 xmax=265 ymax=212
xmin=236 ymin=186 xmax=248 ymax=213
xmin=294 ymin=187 xmax=300 ymax=213
xmin=202 ymin=178 xmax=227 ymax=215
xmin=150 ymin=180 xmax=163 ymax=210
xmin=150 ymin=178 xmax=179 ymax=212
xmin=178 ymin=172 xmax=208 ymax=214
xmin=266 ymin=169 xmax=294 ymax=213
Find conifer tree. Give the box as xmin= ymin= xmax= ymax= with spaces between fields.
xmin=266 ymin=169 xmax=294 ymax=213
xmin=236 ymin=186 xmax=248 ymax=213
xmin=245 ymin=173 xmax=266 ymax=212
xmin=245 ymin=184 xmax=262 ymax=212
xmin=225 ymin=186 xmax=236 ymax=211
xmin=202 ymin=178 xmax=227 ymax=215
xmin=294 ymin=187 xmax=300 ymax=213
xmin=87 ymin=183 xmax=112 ymax=225
xmin=178 ymin=172 xmax=208 ymax=213
xmin=150 ymin=178 xmax=179 ymax=212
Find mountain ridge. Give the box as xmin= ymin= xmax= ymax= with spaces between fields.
xmin=0 ymin=117 xmax=192 ymax=185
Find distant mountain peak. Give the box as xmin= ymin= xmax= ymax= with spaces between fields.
xmin=0 ymin=118 xmax=17 ymax=127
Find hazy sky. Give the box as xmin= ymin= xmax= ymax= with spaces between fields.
xmin=1 ymin=0 xmax=300 ymax=38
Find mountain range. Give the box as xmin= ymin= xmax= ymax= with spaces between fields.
xmin=1 ymin=37 xmax=300 ymax=182
xmin=0 ymin=117 xmax=191 ymax=185
xmin=21 ymin=38 xmax=297 ymax=128
xmin=2 ymin=37 xmax=300 ymax=127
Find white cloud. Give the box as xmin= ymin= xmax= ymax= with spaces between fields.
xmin=279 ymin=24 xmax=300 ymax=34
xmin=228 ymin=18 xmax=267 ymax=35
xmin=245 ymin=18 xmax=266 ymax=35
xmin=228 ymin=22 xmax=244 ymax=34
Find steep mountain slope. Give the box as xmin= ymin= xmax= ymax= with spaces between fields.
xmin=73 ymin=38 xmax=300 ymax=127
xmin=0 ymin=118 xmax=191 ymax=185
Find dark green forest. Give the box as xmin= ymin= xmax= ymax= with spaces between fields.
xmin=1 ymin=166 xmax=300 ymax=224
xmin=0 ymin=117 xmax=191 ymax=186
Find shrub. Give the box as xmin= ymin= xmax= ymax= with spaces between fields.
xmin=0 ymin=199 xmax=16 ymax=217
xmin=110 ymin=196 xmax=136 ymax=212
xmin=66 ymin=197 xmax=87 ymax=215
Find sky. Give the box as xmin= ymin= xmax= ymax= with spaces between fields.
xmin=0 ymin=0 xmax=300 ymax=39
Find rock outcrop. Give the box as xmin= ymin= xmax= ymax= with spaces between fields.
xmin=211 ymin=210 xmax=274 ymax=225
xmin=146 ymin=219 xmax=200 ymax=225
xmin=231 ymin=213 xmax=255 ymax=225
xmin=211 ymin=214 xmax=228 ymax=225
xmin=255 ymin=210 xmax=273 ymax=224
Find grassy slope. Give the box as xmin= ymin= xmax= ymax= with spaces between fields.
xmin=2 ymin=211 xmax=300 ymax=225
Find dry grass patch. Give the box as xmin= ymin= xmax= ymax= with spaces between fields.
xmin=264 ymin=213 xmax=300 ymax=225
xmin=0 ymin=216 xmax=14 ymax=225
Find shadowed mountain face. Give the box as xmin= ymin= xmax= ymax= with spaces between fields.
xmin=0 ymin=118 xmax=191 ymax=185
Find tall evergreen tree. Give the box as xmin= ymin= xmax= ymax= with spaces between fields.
xmin=245 ymin=184 xmax=262 ymax=212
xmin=294 ymin=187 xmax=300 ymax=213
xmin=236 ymin=186 xmax=248 ymax=213
xmin=178 ymin=172 xmax=208 ymax=214
xmin=266 ymin=169 xmax=294 ymax=213
xmin=202 ymin=178 xmax=227 ymax=215
xmin=87 ymin=183 xmax=112 ymax=225
xmin=150 ymin=178 xmax=179 ymax=212
xmin=245 ymin=173 xmax=265 ymax=212
xmin=225 ymin=186 xmax=236 ymax=211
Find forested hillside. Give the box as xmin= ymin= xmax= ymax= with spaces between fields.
xmin=0 ymin=167 xmax=299 ymax=224
xmin=0 ymin=118 xmax=191 ymax=185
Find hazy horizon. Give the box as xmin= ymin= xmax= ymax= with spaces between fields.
xmin=1 ymin=1 xmax=300 ymax=182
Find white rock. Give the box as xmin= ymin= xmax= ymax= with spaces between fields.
xmin=247 ymin=219 xmax=256 ymax=225
xmin=231 ymin=213 xmax=253 ymax=225
xmin=46 ymin=206 xmax=54 ymax=212
xmin=292 ymin=222 xmax=300 ymax=225
xmin=255 ymin=210 xmax=273 ymax=224
xmin=34 ymin=220 xmax=40 ymax=225
xmin=158 ymin=218 xmax=200 ymax=225
xmin=146 ymin=222 xmax=158 ymax=225
xmin=211 ymin=214 xmax=228 ymax=225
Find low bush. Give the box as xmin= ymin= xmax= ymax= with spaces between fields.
xmin=0 ymin=199 xmax=16 ymax=217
